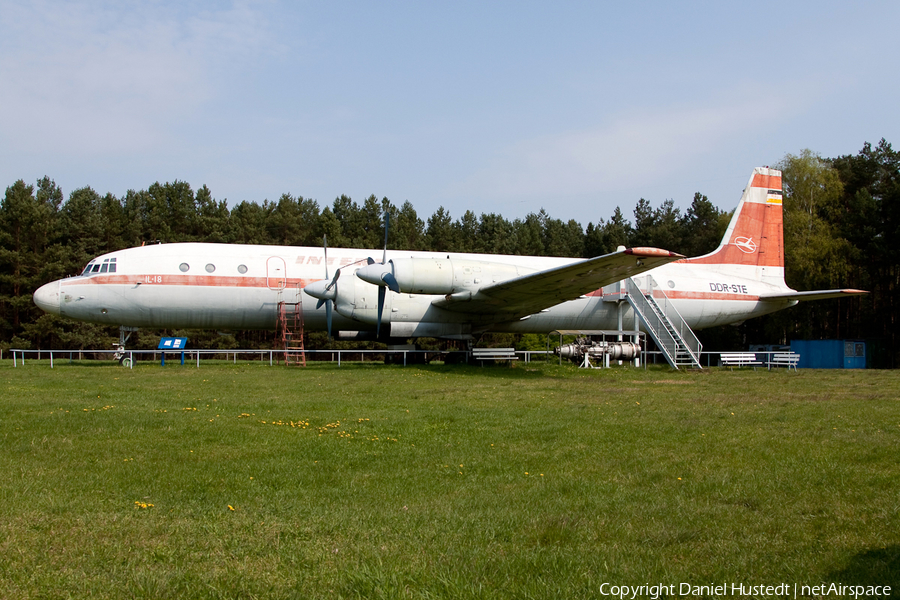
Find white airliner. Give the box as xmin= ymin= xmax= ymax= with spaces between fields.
xmin=33 ymin=167 xmax=865 ymax=348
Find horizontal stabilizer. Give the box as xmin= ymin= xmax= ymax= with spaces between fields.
xmin=760 ymin=289 xmax=869 ymax=302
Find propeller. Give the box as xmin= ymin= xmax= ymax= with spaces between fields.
xmin=303 ymin=235 xmax=339 ymax=338
xmin=374 ymin=212 xmax=393 ymax=337
xmin=357 ymin=212 xmax=400 ymax=337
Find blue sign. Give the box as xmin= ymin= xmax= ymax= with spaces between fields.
xmin=158 ymin=337 xmax=188 ymax=350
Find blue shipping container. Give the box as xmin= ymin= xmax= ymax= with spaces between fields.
xmin=790 ymin=340 xmax=866 ymax=369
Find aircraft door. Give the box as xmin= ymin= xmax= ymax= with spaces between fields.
xmin=267 ymin=256 xmax=287 ymax=290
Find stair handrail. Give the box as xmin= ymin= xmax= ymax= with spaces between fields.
xmin=640 ymin=275 xmax=702 ymax=363
xmin=624 ymin=277 xmax=679 ymax=365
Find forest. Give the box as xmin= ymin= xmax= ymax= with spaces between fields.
xmin=1 ymin=140 xmax=896 ymax=367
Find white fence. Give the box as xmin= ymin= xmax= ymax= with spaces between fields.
xmin=8 ymin=348 xmax=798 ymax=369
xmin=8 ymin=348 xmax=550 ymax=368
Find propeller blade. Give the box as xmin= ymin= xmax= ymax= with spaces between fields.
xmin=307 ymin=235 xmax=337 ymax=339
xmin=325 ymin=300 xmax=333 ymax=339
xmin=382 ymin=271 xmax=400 ymax=294
xmin=382 ymin=211 xmax=389 ymax=265
xmin=377 ymin=286 xmax=386 ymax=337
xmin=324 ymin=269 xmax=341 ymax=293
xmin=323 ymin=235 xmax=329 ymax=280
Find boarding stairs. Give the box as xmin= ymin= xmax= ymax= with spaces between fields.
xmin=277 ymin=288 xmax=306 ymax=367
xmin=624 ymin=276 xmax=702 ymax=370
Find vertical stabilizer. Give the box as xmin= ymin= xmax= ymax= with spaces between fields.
xmin=684 ymin=167 xmax=783 ymax=269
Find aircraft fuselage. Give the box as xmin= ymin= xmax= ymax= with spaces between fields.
xmin=33 ymin=241 xmax=796 ymax=339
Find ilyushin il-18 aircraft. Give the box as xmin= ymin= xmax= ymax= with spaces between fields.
xmin=33 ymin=167 xmax=866 ymax=363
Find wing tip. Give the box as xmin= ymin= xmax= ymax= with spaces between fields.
xmin=761 ymin=288 xmax=870 ymax=302
xmin=625 ymin=247 xmax=685 ymax=259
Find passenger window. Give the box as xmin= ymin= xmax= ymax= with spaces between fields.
xmin=237 ymin=264 xmax=248 ymax=274
xmin=205 ymin=264 xmax=216 ymax=273
xmin=179 ymin=263 xmax=190 ymax=272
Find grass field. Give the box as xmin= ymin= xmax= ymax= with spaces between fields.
xmin=1 ymin=359 xmax=898 ymax=599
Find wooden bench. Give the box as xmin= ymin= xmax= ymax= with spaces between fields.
xmin=768 ymin=352 xmax=800 ymax=371
xmin=720 ymin=352 xmax=762 ymax=369
xmin=471 ymin=347 xmax=518 ymax=365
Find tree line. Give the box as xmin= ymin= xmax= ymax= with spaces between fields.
xmin=1 ymin=140 xmax=896 ymax=365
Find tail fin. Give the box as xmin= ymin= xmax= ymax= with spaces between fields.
xmin=684 ymin=167 xmax=784 ymax=271
xmin=681 ymin=167 xmax=869 ymax=302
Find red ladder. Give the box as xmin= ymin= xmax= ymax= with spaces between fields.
xmin=277 ymin=290 xmax=306 ymax=366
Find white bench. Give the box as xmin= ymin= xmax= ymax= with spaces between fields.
xmin=471 ymin=348 xmax=518 ymax=364
xmin=720 ymin=352 xmax=762 ymax=369
xmin=768 ymin=352 xmax=800 ymax=371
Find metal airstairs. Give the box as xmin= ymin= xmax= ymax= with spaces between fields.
xmin=277 ymin=287 xmax=306 ymax=366
xmin=624 ymin=276 xmax=702 ymax=369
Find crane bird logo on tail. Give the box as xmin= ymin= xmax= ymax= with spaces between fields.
xmin=734 ymin=237 xmax=757 ymax=254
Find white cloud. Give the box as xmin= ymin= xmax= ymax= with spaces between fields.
xmin=452 ymin=88 xmax=798 ymax=206
xmin=0 ymin=1 xmax=275 ymax=157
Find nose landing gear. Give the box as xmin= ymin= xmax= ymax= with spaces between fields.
xmin=114 ymin=326 xmax=138 ymax=367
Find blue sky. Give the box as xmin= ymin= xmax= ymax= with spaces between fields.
xmin=1 ymin=0 xmax=898 ymax=226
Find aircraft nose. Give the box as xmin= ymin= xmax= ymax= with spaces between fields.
xmin=33 ymin=281 xmax=61 ymax=315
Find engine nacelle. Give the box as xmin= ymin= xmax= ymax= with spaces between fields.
xmin=387 ymin=257 xmax=453 ymax=294
xmin=333 ymin=270 xmax=391 ymax=326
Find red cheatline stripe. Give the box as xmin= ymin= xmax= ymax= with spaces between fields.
xmin=664 ymin=291 xmax=760 ymax=301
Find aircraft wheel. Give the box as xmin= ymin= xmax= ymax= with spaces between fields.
xmin=120 ymin=357 xmax=132 ymax=368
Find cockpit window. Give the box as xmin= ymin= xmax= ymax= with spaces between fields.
xmin=81 ymin=257 xmax=117 ymax=276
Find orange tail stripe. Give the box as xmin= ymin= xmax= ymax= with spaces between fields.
xmin=751 ymin=173 xmax=782 ymax=190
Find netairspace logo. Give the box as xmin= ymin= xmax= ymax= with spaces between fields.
xmin=598 ymin=582 xmax=892 ymax=599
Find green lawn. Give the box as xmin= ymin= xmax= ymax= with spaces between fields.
xmin=1 ymin=360 xmax=898 ymax=599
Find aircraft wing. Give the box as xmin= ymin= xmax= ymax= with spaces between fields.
xmin=759 ymin=289 xmax=869 ymax=302
xmin=432 ymin=247 xmax=682 ymax=319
